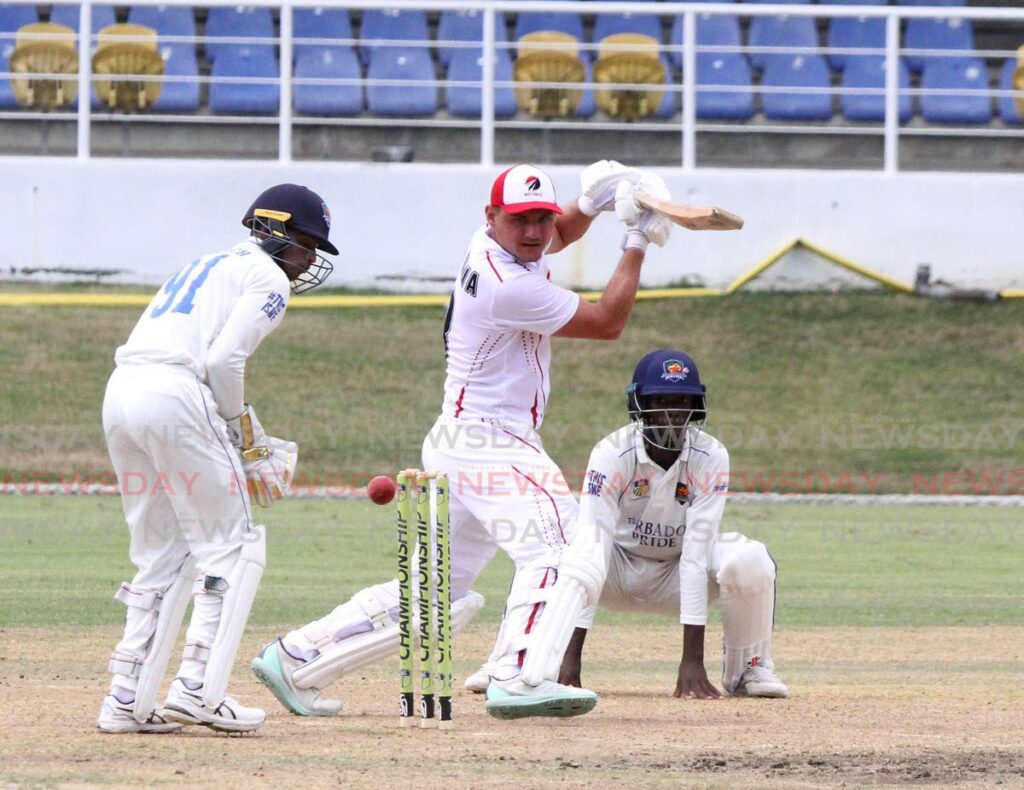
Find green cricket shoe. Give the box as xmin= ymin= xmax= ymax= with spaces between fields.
xmin=484 ymin=677 xmax=598 ymax=720
xmin=251 ymin=638 xmax=343 ymax=717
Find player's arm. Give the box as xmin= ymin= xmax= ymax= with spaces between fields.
xmin=206 ymin=266 xmax=290 ymax=421
xmin=674 ymin=445 xmax=730 ymax=699
xmin=548 ymin=160 xmax=644 ymax=254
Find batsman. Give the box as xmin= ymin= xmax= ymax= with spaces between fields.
xmin=467 ymin=349 xmax=789 ymax=703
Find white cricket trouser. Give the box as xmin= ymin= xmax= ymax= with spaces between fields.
xmin=286 ymin=416 xmax=578 ymax=678
xmin=588 ymin=533 xmax=778 ymax=692
xmin=103 ymin=364 xmax=253 ymax=692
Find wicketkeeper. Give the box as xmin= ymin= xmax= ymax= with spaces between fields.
xmin=97 ymin=184 xmax=336 ymax=734
xmin=466 ymin=349 xmax=789 ymax=702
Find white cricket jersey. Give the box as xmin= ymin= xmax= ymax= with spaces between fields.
xmin=114 ymin=239 xmax=290 ymax=420
xmin=579 ymin=424 xmax=731 ymax=625
xmin=440 ymin=226 xmax=580 ymax=429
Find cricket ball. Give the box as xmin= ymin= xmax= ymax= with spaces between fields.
xmin=367 ymin=475 xmax=397 ymax=505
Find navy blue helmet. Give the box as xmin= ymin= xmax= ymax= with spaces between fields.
xmin=626 ymin=349 xmax=707 ymax=450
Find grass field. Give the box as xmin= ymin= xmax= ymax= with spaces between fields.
xmin=2 ymin=292 xmax=1023 ymax=493
xmin=1 ymin=498 xmax=1022 ymax=788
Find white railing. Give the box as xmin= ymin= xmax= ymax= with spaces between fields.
xmin=1 ymin=0 xmax=1022 ymax=171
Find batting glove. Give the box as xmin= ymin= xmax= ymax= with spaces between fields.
xmin=577 ymin=160 xmax=642 ymax=217
xmin=618 ymin=181 xmax=673 ymax=252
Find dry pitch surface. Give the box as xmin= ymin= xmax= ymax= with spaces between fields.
xmin=2 ymin=624 xmax=1022 ymax=789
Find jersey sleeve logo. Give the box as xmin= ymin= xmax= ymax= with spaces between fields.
xmin=261 ymin=291 xmax=286 ymax=321
xmin=585 ymin=469 xmax=607 ymax=497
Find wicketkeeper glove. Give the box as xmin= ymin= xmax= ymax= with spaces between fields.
xmin=577 ymin=159 xmax=642 ymax=217
xmin=241 ymin=438 xmax=298 ymax=508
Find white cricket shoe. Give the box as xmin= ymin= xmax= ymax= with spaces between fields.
xmin=485 ymin=677 xmax=598 ymax=720
xmin=96 ymin=694 xmax=182 ymax=734
xmin=463 ymin=664 xmax=492 ymax=694
xmin=251 ymin=638 xmax=343 ymax=717
xmin=734 ymin=665 xmax=789 ymax=698
xmin=161 ymin=678 xmax=266 ymax=733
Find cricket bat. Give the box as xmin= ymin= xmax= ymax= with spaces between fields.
xmin=633 ymin=192 xmax=744 ymax=231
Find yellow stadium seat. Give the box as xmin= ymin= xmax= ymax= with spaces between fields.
xmin=9 ymin=22 xmax=79 ymax=110
xmin=594 ymin=33 xmax=665 ymax=121
xmin=92 ymin=23 xmax=164 ymax=112
xmin=513 ymin=31 xmax=585 ymax=118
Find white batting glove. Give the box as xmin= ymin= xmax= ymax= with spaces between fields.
xmin=614 ymin=180 xmax=671 ymax=252
xmin=242 ymin=437 xmax=298 ymax=508
xmin=577 ymin=160 xmax=642 ymax=217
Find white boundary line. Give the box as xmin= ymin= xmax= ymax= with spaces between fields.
xmin=3 ymin=483 xmax=1023 ymax=506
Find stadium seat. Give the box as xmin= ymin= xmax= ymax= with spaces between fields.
xmin=840 ymin=55 xmax=912 ymax=122
xmin=654 ymin=56 xmax=678 ymax=119
xmin=294 ymin=45 xmax=362 ymax=116
xmin=8 ymin=22 xmax=78 ymax=109
xmin=91 ymin=23 xmax=165 ymax=112
xmin=127 ymin=5 xmax=195 ymax=39
xmin=919 ymin=56 xmax=991 ymax=124
xmin=445 ymin=48 xmax=516 ymax=118
xmin=594 ymin=33 xmax=665 ymax=120
xmin=592 ymin=12 xmax=663 ymax=47
xmin=294 ymin=7 xmax=352 ymax=46
xmin=670 ymin=13 xmax=742 ymax=69
xmin=204 ymin=6 xmax=274 ymax=63
xmin=748 ymin=15 xmax=819 ymax=72
xmin=827 ymin=16 xmax=885 ymax=71
xmin=761 ymin=53 xmax=833 ymax=121
xmin=359 ymin=9 xmax=429 ymax=67
xmin=436 ymin=10 xmax=508 ymax=69
xmin=151 ymin=44 xmax=199 ymax=112
xmin=0 ymin=3 xmax=38 ymax=110
xmin=366 ymin=46 xmax=437 ymax=117
xmin=208 ymin=45 xmax=279 ymax=114
xmin=998 ymin=57 xmax=1022 ymax=125
xmin=49 ymin=3 xmax=117 ymax=34
xmin=903 ymin=16 xmax=974 ymax=74
xmin=515 ymin=13 xmax=585 ymax=47
xmin=577 ymin=57 xmax=597 ymax=119
xmin=514 ymin=31 xmax=586 ymax=118
xmin=696 ymin=52 xmax=754 ymax=120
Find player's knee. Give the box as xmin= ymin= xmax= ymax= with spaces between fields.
xmin=717 ymin=540 xmax=775 ymax=593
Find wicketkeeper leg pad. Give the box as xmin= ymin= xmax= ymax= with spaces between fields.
xmin=201 ymin=525 xmax=266 ymax=708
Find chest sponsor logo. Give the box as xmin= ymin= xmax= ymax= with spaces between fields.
xmin=585 ymin=469 xmax=606 ymax=497
xmin=262 ymin=291 xmax=286 ymax=321
xmin=630 ymin=478 xmax=649 ymax=498
xmin=628 ymin=517 xmax=685 ymax=548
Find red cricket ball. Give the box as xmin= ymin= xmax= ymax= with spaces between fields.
xmin=367 ymin=475 xmax=397 ymax=505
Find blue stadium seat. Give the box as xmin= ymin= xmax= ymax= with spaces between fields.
xmin=998 ymin=58 xmax=1021 ymax=125
xmin=0 ymin=52 xmax=16 ymax=109
xmin=748 ymin=15 xmax=819 ymax=72
xmin=670 ymin=13 xmax=742 ymax=69
xmin=366 ymin=46 xmax=437 ymax=116
xmin=827 ymin=16 xmax=885 ymax=71
xmin=127 ymin=5 xmax=195 ymax=38
xmin=576 ymin=57 xmax=596 ymax=118
xmin=655 ymin=56 xmax=678 ymax=119
xmin=294 ymin=45 xmax=362 ymax=116
xmin=204 ymin=7 xmax=274 ymax=62
xmin=49 ymin=3 xmax=116 ymax=33
xmin=437 ymin=10 xmax=508 ymax=69
xmin=445 ymin=48 xmax=516 ymax=118
xmin=515 ymin=12 xmax=584 ymax=45
xmin=593 ymin=12 xmax=663 ymax=46
xmin=761 ymin=53 xmax=833 ymax=121
xmin=359 ymin=10 xmax=429 ymax=67
xmin=904 ymin=16 xmax=974 ymax=74
xmin=151 ymin=44 xmax=200 ymax=112
xmin=0 ymin=3 xmax=38 ymax=32
xmin=295 ymin=7 xmax=352 ymax=45
xmin=919 ymin=56 xmax=991 ymax=124
xmin=840 ymin=55 xmax=912 ymax=122
xmin=696 ymin=52 xmax=754 ymax=120
xmin=208 ymin=45 xmax=279 ymax=114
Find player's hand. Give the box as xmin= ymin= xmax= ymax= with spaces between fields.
xmin=618 ymin=181 xmax=672 ymax=252
xmin=241 ymin=437 xmax=298 ymax=508
xmin=578 ymin=160 xmax=641 ymax=216
xmin=673 ymin=658 xmax=721 ymax=700
xmin=226 ymin=403 xmax=267 ymax=450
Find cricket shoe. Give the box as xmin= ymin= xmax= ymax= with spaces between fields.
xmin=251 ymin=638 xmax=343 ymax=717
xmin=732 ymin=665 xmax=789 ymax=698
xmin=463 ymin=663 xmax=494 ymax=694
xmin=96 ymin=694 xmax=182 ymax=734
xmin=161 ymin=678 xmax=265 ymax=733
xmin=485 ymin=677 xmax=598 ymax=720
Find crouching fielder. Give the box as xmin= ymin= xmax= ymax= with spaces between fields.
xmin=471 ymin=349 xmax=788 ymax=701
xmin=97 ymin=184 xmax=337 ymax=734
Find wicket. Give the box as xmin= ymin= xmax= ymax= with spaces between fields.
xmin=397 ymin=470 xmax=452 ymax=729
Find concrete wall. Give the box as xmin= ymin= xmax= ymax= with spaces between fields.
xmin=1 ymin=157 xmax=1022 ymax=290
